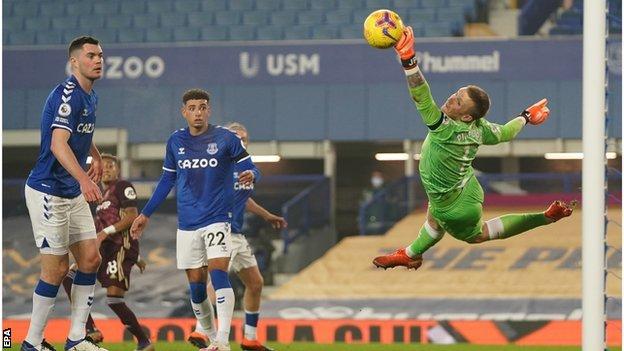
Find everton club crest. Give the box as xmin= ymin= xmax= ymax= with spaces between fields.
xmin=207 ymin=143 xmax=218 ymax=155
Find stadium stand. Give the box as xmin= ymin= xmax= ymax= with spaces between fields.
xmin=3 ymin=0 xmax=480 ymax=45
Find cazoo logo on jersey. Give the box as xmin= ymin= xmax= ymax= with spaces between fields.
xmin=240 ymin=52 xmax=320 ymax=78
xmin=178 ymin=158 xmax=218 ymax=169
xmin=66 ymin=56 xmax=165 ymax=79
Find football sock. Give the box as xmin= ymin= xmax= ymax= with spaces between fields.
xmin=63 ymin=270 xmax=97 ymax=332
xmin=244 ymin=310 xmax=260 ymax=340
xmin=190 ymin=282 xmax=217 ymax=341
xmin=486 ymin=213 xmax=549 ymax=240
xmin=406 ymin=221 xmax=444 ymax=257
xmin=68 ymin=271 xmax=96 ymax=341
xmin=25 ymin=279 xmax=59 ymax=346
xmin=210 ymin=269 xmax=235 ymax=344
xmin=107 ymin=296 xmax=150 ymax=346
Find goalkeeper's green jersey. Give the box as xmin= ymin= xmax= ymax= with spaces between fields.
xmin=410 ymin=82 xmax=525 ymax=206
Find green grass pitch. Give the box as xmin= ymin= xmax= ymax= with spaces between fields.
xmin=7 ymin=342 xmax=622 ymax=351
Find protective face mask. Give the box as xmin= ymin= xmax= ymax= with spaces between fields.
xmin=371 ymin=177 xmax=384 ymax=188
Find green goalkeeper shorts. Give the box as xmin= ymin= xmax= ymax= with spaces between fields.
xmin=429 ymin=175 xmax=484 ymax=242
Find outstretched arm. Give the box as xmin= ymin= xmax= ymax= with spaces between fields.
xmin=395 ymin=26 xmax=442 ymax=128
xmin=246 ymin=198 xmax=288 ymax=230
xmin=483 ymin=99 xmax=551 ymax=145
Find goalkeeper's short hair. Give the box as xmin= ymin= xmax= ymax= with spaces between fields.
xmin=466 ymin=85 xmax=490 ymax=120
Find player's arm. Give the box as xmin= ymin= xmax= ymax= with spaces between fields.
xmin=98 ymin=182 xmax=139 ymax=243
xmin=229 ymin=131 xmax=261 ymax=185
xmin=246 ymin=198 xmax=288 ymax=229
xmin=50 ymin=128 xmax=102 ymax=202
xmin=483 ymin=99 xmax=550 ymax=145
xmin=394 ymin=26 xmax=442 ymax=129
xmin=87 ymin=142 xmax=103 ymax=183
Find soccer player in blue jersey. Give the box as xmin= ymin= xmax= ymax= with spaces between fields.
xmin=187 ymin=122 xmax=286 ymax=351
xmin=130 ymin=89 xmax=260 ymax=351
xmin=22 ymin=36 xmax=108 ymax=351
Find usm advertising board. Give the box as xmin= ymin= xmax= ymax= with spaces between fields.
xmin=4 ymin=37 xmax=622 ymax=141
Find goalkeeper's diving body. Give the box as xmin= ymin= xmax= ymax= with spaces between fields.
xmin=373 ymin=27 xmax=576 ymax=270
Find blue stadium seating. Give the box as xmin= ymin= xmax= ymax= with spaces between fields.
xmin=4 ymin=0 xmax=473 ymax=45
xmin=201 ymin=26 xmax=228 ymax=40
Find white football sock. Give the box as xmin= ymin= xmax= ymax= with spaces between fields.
xmin=192 ymin=299 xmax=217 ymax=341
xmin=215 ymin=288 xmax=235 ymax=344
xmin=68 ymin=280 xmax=95 ymax=341
xmin=25 ymin=292 xmax=56 ymax=346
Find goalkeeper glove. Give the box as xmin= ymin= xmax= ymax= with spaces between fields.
xmin=394 ymin=26 xmax=417 ymax=69
xmin=521 ymin=98 xmax=550 ymax=125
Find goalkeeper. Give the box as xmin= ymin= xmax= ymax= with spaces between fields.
xmin=373 ymin=27 xmax=576 ymax=270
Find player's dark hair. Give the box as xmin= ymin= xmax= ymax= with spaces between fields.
xmin=466 ymin=85 xmax=490 ymax=120
xmin=68 ymin=36 xmax=100 ymax=58
xmin=182 ymin=89 xmax=210 ymax=105
xmin=101 ymin=153 xmax=120 ymax=167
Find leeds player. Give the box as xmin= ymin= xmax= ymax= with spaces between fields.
xmin=187 ymin=122 xmax=286 ymax=351
xmin=130 ymin=89 xmax=260 ymax=351
xmin=373 ymin=27 xmax=575 ymax=270
xmin=22 ymin=36 xmax=107 ymax=351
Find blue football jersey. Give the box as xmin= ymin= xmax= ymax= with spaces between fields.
xmin=27 ymin=75 xmax=98 ymax=198
xmin=231 ymin=162 xmax=255 ymax=234
xmin=163 ymin=125 xmax=252 ymax=230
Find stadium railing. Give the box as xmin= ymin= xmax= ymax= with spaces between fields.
xmin=280 ymin=175 xmax=331 ymax=253
xmin=358 ymin=171 xmax=622 ymax=235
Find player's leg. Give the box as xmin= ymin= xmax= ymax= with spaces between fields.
xmin=204 ymin=222 xmax=236 ymax=350
xmin=373 ymin=209 xmax=442 ymax=270
xmin=66 ymin=195 xmax=107 ymax=351
xmin=468 ymin=200 xmax=577 ymax=243
xmin=22 ymin=186 xmax=71 ymax=351
xmin=187 ymin=267 xmax=216 ymax=348
xmin=61 ymin=264 xmax=102 ymax=343
xmin=105 ymin=286 xmax=152 ymax=350
xmin=229 ymin=233 xmax=273 ymax=351
xmin=177 ymin=228 xmax=217 ymax=348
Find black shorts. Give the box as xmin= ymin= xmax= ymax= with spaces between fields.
xmin=97 ymin=240 xmax=139 ymax=291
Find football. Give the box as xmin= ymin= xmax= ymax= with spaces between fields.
xmin=363 ymin=9 xmax=405 ymax=49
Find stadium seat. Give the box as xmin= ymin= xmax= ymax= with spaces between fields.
xmin=173 ymin=27 xmax=201 ymax=41
xmin=423 ymin=22 xmax=453 ymax=37
xmin=297 ymin=10 xmax=325 ymax=25
xmin=3 ymin=1 xmax=12 ymax=16
xmin=174 ymin=0 xmax=202 ymax=12
xmin=160 ymin=13 xmax=187 ymax=27
xmin=312 ymin=25 xmax=339 ymax=39
xmin=39 ymin=2 xmax=65 ymax=17
xmin=353 ymin=8 xmax=373 ymax=23
xmin=256 ymin=26 xmax=283 ymax=40
xmin=229 ymin=0 xmax=255 ymax=11
xmin=8 ymin=31 xmax=36 ymax=45
xmin=120 ymin=1 xmax=147 ymax=15
xmin=408 ymin=8 xmax=437 ymax=23
xmin=3 ymin=31 xmax=8 ymax=45
xmin=364 ymin=0 xmax=387 ymax=9
xmin=326 ymin=10 xmax=353 ymax=24
xmin=51 ymin=16 xmax=78 ymax=30
xmin=270 ymin=11 xmax=298 ymax=25
xmin=25 ymin=17 xmax=50 ymax=31
xmin=106 ymin=15 xmax=133 ymax=29
xmin=4 ymin=17 xmax=24 ymax=31
xmin=133 ymin=14 xmax=160 ymax=28
xmin=393 ymin=0 xmax=418 ymax=9
xmin=214 ymin=11 xmax=241 ymax=25
xmin=36 ymin=30 xmax=64 ymax=45
xmin=437 ymin=6 xmax=466 ymax=22
xmin=339 ymin=24 xmax=363 ymax=39
xmin=256 ymin=0 xmax=281 ymax=11
xmin=65 ymin=2 xmax=93 ymax=16
xmin=282 ymin=0 xmax=309 ymax=11
xmin=284 ymin=25 xmax=311 ymax=39
xmin=421 ymin=0 xmax=446 ymax=8
xmin=310 ymin=0 xmax=336 ymax=10
xmin=93 ymin=2 xmax=120 ymax=15
xmin=147 ymin=1 xmax=173 ymax=14
xmin=201 ymin=0 xmax=228 ymax=11
xmin=87 ymin=28 xmax=118 ymax=44
xmin=145 ymin=28 xmax=173 ymax=42
xmin=12 ymin=2 xmax=39 ymax=16
xmin=336 ymin=0 xmax=362 ymax=9
xmin=188 ymin=13 xmax=214 ymax=26
xmin=117 ymin=28 xmax=145 ymax=43
xmin=228 ymin=25 xmax=256 ymax=40
xmin=201 ymin=26 xmax=228 ymax=40
xmin=242 ymin=11 xmax=270 ymax=25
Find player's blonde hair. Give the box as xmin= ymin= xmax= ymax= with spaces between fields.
xmin=225 ymin=122 xmax=248 ymax=134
